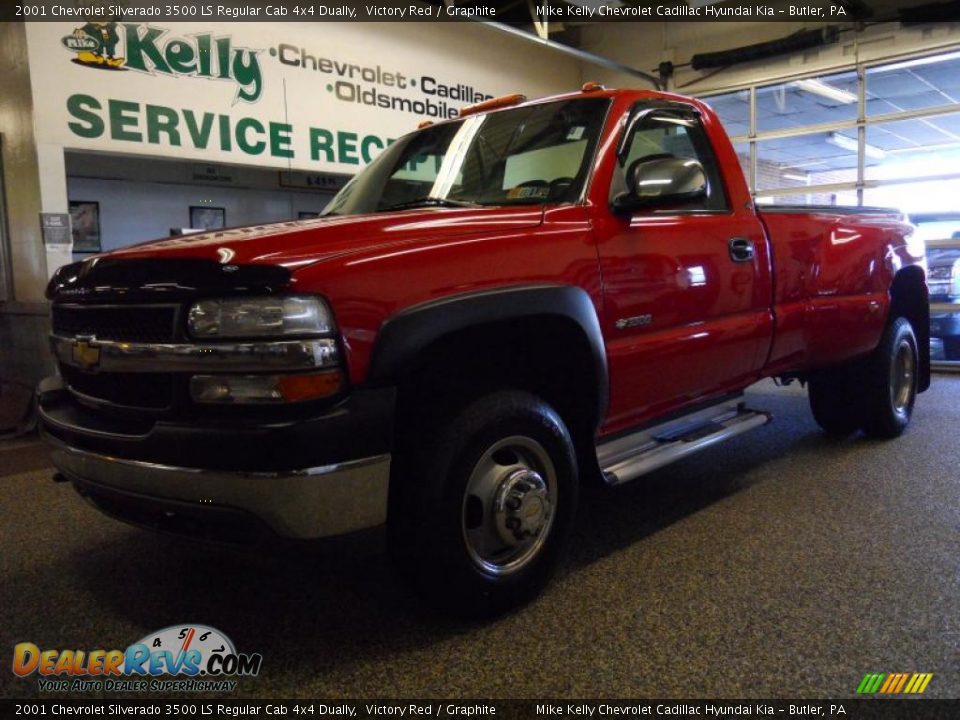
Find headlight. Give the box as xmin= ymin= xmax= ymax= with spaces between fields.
xmin=188 ymin=296 xmax=334 ymax=339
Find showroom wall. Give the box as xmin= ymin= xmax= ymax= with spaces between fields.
xmin=24 ymin=21 xmax=586 ymax=175
xmin=0 ymin=22 xmax=45 ymax=304
xmin=66 ymin=177 xmax=332 ymax=251
xmin=65 ymin=150 xmax=337 ymax=254
xmin=0 ymin=22 xmax=53 ymax=413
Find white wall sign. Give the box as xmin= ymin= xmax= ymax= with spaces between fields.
xmin=39 ymin=212 xmax=71 ymax=246
xmin=26 ymin=22 xmax=583 ymax=174
xmin=191 ymin=164 xmax=236 ymax=184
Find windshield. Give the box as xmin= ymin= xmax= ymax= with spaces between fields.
xmin=323 ymin=98 xmax=609 ymax=216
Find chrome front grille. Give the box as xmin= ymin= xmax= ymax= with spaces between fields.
xmin=52 ymin=303 xmax=181 ymax=411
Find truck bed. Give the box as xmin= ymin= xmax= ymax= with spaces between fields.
xmin=757 ymin=204 xmax=921 ymax=377
xmin=759 ymin=204 xmax=903 ymax=218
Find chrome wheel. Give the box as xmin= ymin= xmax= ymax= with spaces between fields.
xmin=890 ymin=338 xmax=916 ymax=415
xmin=461 ymin=435 xmax=557 ymax=576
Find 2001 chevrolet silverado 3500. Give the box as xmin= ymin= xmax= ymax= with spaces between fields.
xmin=39 ymin=86 xmax=930 ymax=614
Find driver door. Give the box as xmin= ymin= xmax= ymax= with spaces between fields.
xmin=594 ymin=107 xmax=772 ymax=433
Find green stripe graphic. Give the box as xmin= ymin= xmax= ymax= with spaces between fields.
xmin=869 ymin=673 xmax=887 ymax=693
xmin=857 ymin=673 xmax=886 ymax=694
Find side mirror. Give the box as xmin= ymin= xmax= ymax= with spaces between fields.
xmin=614 ymin=155 xmax=708 ymax=211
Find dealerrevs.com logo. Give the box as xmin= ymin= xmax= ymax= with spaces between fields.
xmin=13 ymin=624 xmax=262 ymax=693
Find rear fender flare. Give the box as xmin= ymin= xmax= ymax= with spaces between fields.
xmin=890 ymin=265 xmax=930 ymax=392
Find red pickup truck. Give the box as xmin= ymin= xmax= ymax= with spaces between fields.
xmin=40 ymin=86 xmax=929 ymax=615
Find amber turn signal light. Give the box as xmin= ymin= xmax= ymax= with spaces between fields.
xmin=276 ymin=370 xmax=344 ymax=403
xmin=459 ymin=93 xmax=527 ymax=117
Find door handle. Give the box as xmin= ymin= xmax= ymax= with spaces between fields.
xmin=728 ymin=237 xmax=755 ymax=263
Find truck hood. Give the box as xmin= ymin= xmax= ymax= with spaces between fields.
xmin=105 ymin=206 xmax=545 ymax=270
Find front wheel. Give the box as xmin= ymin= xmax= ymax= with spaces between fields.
xmin=390 ymin=390 xmax=578 ymax=617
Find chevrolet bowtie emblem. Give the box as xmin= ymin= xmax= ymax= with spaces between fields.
xmin=71 ymin=339 xmax=101 ymax=371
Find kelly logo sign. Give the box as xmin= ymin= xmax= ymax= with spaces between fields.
xmin=61 ymin=22 xmax=263 ymax=103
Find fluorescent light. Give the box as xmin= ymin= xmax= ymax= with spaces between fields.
xmin=863 ymin=142 xmax=887 ymax=161
xmin=888 ymin=140 xmax=960 ymax=155
xmin=827 ymin=132 xmax=886 ymax=160
xmin=872 ymin=50 xmax=960 ymax=74
xmin=782 ymin=173 xmax=809 ymax=182
xmin=826 ymin=132 xmax=858 ymax=152
xmin=794 ymin=78 xmax=857 ymax=105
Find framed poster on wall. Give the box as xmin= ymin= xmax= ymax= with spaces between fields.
xmin=68 ymin=201 xmax=101 ymax=253
xmin=189 ymin=206 xmax=225 ymax=230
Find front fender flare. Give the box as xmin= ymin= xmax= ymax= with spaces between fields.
xmin=366 ymin=284 xmax=608 ymax=429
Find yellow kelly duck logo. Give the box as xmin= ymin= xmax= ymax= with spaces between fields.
xmin=62 ymin=22 xmax=126 ymax=70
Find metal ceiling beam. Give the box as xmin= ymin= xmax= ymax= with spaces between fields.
xmin=526 ymin=0 xmax=549 ymax=39
xmin=478 ymin=21 xmax=662 ymax=89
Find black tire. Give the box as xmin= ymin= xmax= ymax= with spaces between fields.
xmin=860 ymin=317 xmax=919 ymax=439
xmin=389 ymin=390 xmax=578 ymax=617
xmin=808 ymin=368 xmax=862 ymax=437
xmin=808 ymin=317 xmax=919 ymax=439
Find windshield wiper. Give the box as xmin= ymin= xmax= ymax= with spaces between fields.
xmin=381 ymin=197 xmax=480 ymax=212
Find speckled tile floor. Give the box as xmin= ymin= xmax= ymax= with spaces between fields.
xmin=1 ymin=378 xmax=957 ymax=699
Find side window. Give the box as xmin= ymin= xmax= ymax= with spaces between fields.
xmin=612 ymin=112 xmax=728 ymax=211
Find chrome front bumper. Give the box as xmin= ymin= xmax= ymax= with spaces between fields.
xmin=45 ymin=431 xmax=390 ymax=540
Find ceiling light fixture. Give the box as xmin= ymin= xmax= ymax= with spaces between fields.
xmin=827 ymin=132 xmax=886 ymax=160
xmin=872 ymin=50 xmax=960 ymax=74
xmin=794 ymin=78 xmax=857 ymax=105
xmin=888 ymin=140 xmax=960 ymax=155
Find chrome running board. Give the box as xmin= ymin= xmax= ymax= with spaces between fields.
xmin=597 ymin=397 xmax=771 ymax=486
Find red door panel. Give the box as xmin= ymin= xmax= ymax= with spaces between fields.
xmin=594 ymin=212 xmax=772 ymax=434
